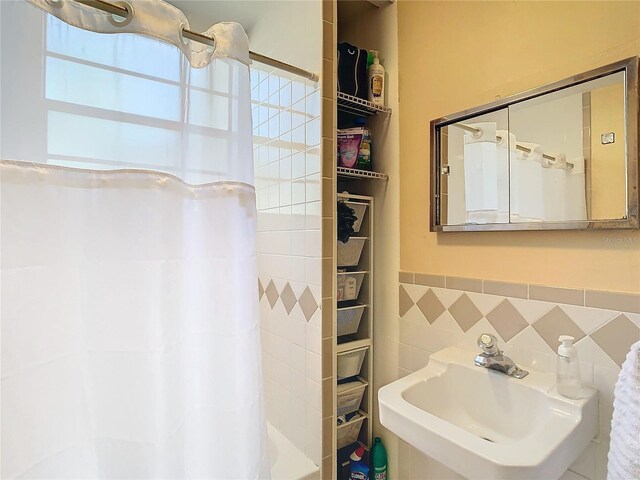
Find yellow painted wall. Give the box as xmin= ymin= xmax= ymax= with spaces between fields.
xmin=590 ymin=83 xmax=627 ymax=220
xmin=398 ymin=0 xmax=640 ymax=293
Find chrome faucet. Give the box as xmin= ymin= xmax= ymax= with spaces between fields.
xmin=474 ymin=334 xmax=529 ymax=379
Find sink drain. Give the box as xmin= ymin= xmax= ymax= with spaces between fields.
xmin=480 ymin=436 xmax=494 ymax=443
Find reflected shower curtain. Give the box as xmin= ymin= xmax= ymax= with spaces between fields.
xmin=1 ymin=1 xmax=269 ymax=478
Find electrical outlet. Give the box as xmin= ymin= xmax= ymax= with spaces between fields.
xmin=601 ymin=132 xmax=615 ymax=144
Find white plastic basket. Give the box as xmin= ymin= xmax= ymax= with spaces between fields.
xmin=336 ymin=412 xmax=367 ymax=449
xmin=337 ymin=271 xmax=366 ymax=301
xmin=337 ymin=346 xmax=368 ymax=380
xmin=337 ymin=237 xmax=367 ymax=267
xmin=337 ymin=379 xmax=367 ymax=417
xmin=344 ymin=201 xmax=368 ymax=233
xmin=337 ymin=304 xmax=366 ymax=337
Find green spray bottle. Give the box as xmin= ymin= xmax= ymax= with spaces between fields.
xmin=370 ymin=437 xmax=387 ymax=480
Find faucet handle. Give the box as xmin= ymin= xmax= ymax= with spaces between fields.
xmin=478 ymin=333 xmax=500 ymax=355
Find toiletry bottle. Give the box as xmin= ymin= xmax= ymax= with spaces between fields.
xmin=370 ymin=437 xmax=387 ymax=480
xmin=368 ymin=52 xmax=385 ymax=106
xmin=556 ymin=335 xmax=581 ymax=399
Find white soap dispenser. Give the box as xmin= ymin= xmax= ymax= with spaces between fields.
xmin=556 ymin=335 xmax=581 ymax=399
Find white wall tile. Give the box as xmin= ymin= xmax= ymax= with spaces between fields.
xmin=410 ymin=346 xmax=431 ymax=372
xmin=291 ymin=179 xmax=305 ymax=204
xmin=401 ymin=283 xmax=428 ymax=304
xmin=252 ymin=30 xmax=322 ymax=461
xmin=305 ymin=378 xmax=322 ymax=413
xmin=305 ymin=350 xmax=321 ymax=383
xmin=305 ymin=173 xmax=321 ymax=203
xmin=306 ymin=149 xmax=321 ymax=176
xmin=289 ymin=368 xmax=307 ymax=401
xmin=431 ymin=310 xmax=464 ymax=334
xmin=507 ymin=297 xmax=556 ymax=324
xmin=569 ymin=440 xmax=597 ymax=480
xmin=305 ymin=257 xmax=322 ymax=286
xmin=399 ymin=343 xmax=412 ymax=371
xmin=431 ymin=287 xmax=469 ymax=309
xmin=289 ymin=342 xmax=306 ymax=375
xmin=559 ymin=470 xmax=590 ymax=480
xmin=593 ymin=365 xmax=620 ymax=444
xmin=305 ymin=90 xmax=321 ymax=117
xmin=292 ymin=124 xmax=305 ymax=145
xmin=575 ymin=336 xmax=620 ymax=371
xmin=291 ymin=151 xmax=306 ymax=179
xmin=290 ymin=396 xmax=306 ymax=450
xmin=306 ymin=322 xmax=321 ymax=356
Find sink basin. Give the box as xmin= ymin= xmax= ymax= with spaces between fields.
xmin=379 ymin=347 xmax=598 ymax=480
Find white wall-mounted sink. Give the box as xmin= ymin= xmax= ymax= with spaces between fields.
xmin=379 ymin=347 xmax=598 ymax=480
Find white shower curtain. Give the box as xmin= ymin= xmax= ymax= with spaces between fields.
xmin=1 ymin=1 xmax=269 ymax=478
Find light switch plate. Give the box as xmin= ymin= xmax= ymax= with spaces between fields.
xmin=601 ymin=132 xmax=615 ymax=144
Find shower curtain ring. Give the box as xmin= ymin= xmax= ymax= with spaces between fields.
xmin=45 ymin=0 xmax=64 ymax=8
xmin=107 ymin=1 xmax=133 ymax=27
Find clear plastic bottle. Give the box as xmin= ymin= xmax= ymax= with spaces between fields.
xmin=556 ymin=335 xmax=581 ymax=399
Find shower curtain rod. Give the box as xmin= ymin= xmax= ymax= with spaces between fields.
xmin=74 ymin=0 xmax=319 ymax=82
xmin=454 ymin=122 xmax=575 ymax=169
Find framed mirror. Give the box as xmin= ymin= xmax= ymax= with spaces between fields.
xmin=430 ymin=57 xmax=639 ymax=232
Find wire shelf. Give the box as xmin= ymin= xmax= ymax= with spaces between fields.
xmin=337 ymin=167 xmax=388 ymax=181
xmin=337 ymin=92 xmax=392 ymax=116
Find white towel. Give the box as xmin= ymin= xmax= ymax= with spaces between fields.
xmin=510 ymin=142 xmax=544 ymax=222
xmin=607 ymin=340 xmax=640 ymax=480
xmin=463 ymin=122 xmax=498 ymax=223
xmin=496 ymin=130 xmax=516 ymax=223
xmin=565 ymin=157 xmax=587 ymax=221
xmin=542 ymin=153 xmax=567 ymax=222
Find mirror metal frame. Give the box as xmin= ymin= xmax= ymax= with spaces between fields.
xmin=430 ymin=56 xmax=639 ymax=232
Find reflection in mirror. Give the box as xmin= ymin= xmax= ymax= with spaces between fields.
xmin=440 ymin=109 xmax=509 ymax=225
xmin=432 ymin=57 xmax=637 ymax=231
xmin=508 ymin=71 xmax=626 ymax=223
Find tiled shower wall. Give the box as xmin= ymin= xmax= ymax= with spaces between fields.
xmin=251 ymin=63 xmax=322 ymax=466
xmin=396 ymin=273 xmax=640 ymax=480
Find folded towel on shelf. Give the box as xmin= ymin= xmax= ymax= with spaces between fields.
xmin=607 ymin=340 xmax=640 ymax=480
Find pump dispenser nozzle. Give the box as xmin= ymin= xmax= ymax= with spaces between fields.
xmin=558 ymin=335 xmax=576 ymax=358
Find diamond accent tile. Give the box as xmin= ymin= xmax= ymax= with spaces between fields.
xmin=399 ymin=285 xmax=414 ymax=317
xmin=486 ymin=299 xmax=528 ymax=341
xmin=448 ymin=293 xmax=483 ymax=332
xmin=258 ymin=279 xmax=264 ymax=300
xmin=532 ymin=306 xmax=585 ymax=351
xmin=416 ymin=289 xmax=445 ymax=324
xmin=298 ymin=286 xmax=318 ymax=322
xmin=280 ymin=282 xmax=297 ymax=314
xmin=591 ymin=314 xmax=640 ymax=366
xmin=265 ymin=280 xmax=279 ymax=308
